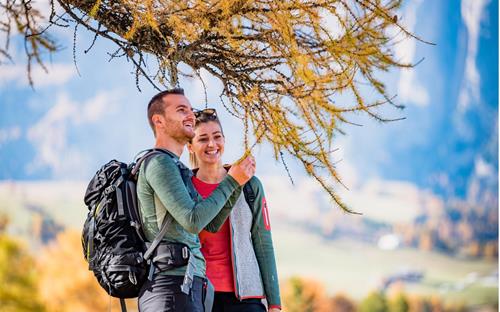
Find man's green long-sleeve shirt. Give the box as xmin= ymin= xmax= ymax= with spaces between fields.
xmin=137 ymin=152 xmax=241 ymax=277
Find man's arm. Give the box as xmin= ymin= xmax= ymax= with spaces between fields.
xmin=203 ymin=186 xmax=241 ymax=232
xmin=203 ymin=167 xmax=242 ymax=232
xmin=146 ymin=155 xmax=240 ymax=233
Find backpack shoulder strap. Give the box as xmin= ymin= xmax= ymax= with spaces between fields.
xmin=131 ymin=148 xmax=176 ymax=177
xmin=133 ymin=149 xmax=194 ymax=198
xmin=243 ymin=182 xmax=256 ymax=212
xmin=137 ymin=148 xmax=195 ymax=260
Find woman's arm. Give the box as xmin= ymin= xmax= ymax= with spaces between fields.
xmin=248 ymin=177 xmax=282 ymax=310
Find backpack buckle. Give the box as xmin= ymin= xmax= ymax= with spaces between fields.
xmin=104 ymin=185 xmax=115 ymax=195
xmin=130 ymin=221 xmax=140 ymax=230
xmin=182 ymin=246 xmax=189 ymax=259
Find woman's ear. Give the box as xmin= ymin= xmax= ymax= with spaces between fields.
xmin=187 ymin=142 xmax=193 ymax=154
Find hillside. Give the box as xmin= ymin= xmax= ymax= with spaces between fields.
xmin=0 ymin=180 xmax=497 ymax=306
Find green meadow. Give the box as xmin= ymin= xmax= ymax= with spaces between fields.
xmin=1 ymin=181 xmax=497 ymax=307
xmin=274 ymin=223 xmax=498 ymax=306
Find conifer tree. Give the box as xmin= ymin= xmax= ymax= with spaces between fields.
xmin=1 ymin=0 xmax=426 ymax=211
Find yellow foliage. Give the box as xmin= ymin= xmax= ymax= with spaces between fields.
xmin=123 ymin=15 xmax=140 ymax=41
xmin=330 ymin=293 xmax=356 ymax=312
xmin=89 ymin=0 xmax=102 ymax=18
xmin=37 ymin=230 xmax=137 ymax=312
xmin=10 ymin=0 xmax=423 ymax=213
xmin=282 ymin=276 xmax=332 ymax=312
xmin=0 ymin=234 xmax=45 ymax=311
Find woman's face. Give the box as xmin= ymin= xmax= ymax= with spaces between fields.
xmin=189 ymin=121 xmax=225 ymax=166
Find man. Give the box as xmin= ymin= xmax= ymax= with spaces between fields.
xmin=137 ymin=88 xmax=255 ymax=312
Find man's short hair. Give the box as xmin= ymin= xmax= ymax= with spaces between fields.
xmin=147 ymin=88 xmax=185 ymax=135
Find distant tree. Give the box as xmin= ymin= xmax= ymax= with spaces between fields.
xmin=418 ymin=231 xmax=434 ymax=251
xmin=0 ymin=233 xmax=45 ymax=311
xmin=330 ymin=293 xmax=356 ymax=312
xmin=429 ymin=296 xmax=444 ymax=312
xmin=457 ymin=221 xmax=473 ymax=242
xmin=437 ymin=219 xmax=453 ymax=244
xmin=464 ymin=240 xmax=481 ymax=258
xmin=444 ymin=302 xmax=467 ymax=312
xmin=483 ymin=241 xmax=498 ymax=259
xmin=389 ymin=293 xmax=409 ymax=312
xmin=1 ymin=0 xmax=428 ymax=212
xmin=0 ymin=214 xmax=8 ymax=233
xmin=359 ymin=291 xmax=388 ymax=312
xmin=282 ymin=276 xmax=331 ymax=312
xmin=407 ymin=296 xmax=433 ymax=312
xmin=37 ymin=229 xmax=137 ymax=312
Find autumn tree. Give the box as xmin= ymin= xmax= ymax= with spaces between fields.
xmin=330 ymin=293 xmax=356 ymax=312
xmin=282 ymin=276 xmax=332 ymax=312
xmin=407 ymin=296 xmax=432 ymax=312
xmin=483 ymin=241 xmax=498 ymax=259
xmin=1 ymin=0 xmax=427 ymax=211
xmin=37 ymin=229 xmax=137 ymax=312
xmin=388 ymin=293 xmax=409 ymax=312
xmin=359 ymin=291 xmax=388 ymax=312
xmin=0 ymin=216 xmax=45 ymax=312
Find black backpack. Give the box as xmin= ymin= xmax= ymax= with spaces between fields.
xmin=82 ymin=149 xmax=186 ymax=309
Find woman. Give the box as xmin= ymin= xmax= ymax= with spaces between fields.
xmin=187 ymin=108 xmax=281 ymax=312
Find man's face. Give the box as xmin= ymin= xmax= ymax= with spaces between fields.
xmin=156 ymin=94 xmax=195 ymax=143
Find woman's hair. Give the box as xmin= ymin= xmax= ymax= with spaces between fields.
xmin=189 ymin=109 xmax=224 ymax=168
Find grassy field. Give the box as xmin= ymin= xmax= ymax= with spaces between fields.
xmin=273 ymin=223 xmax=498 ymax=306
xmin=1 ymin=181 xmax=497 ymax=307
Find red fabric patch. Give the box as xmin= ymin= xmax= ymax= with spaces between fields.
xmin=262 ymin=197 xmax=271 ymax=231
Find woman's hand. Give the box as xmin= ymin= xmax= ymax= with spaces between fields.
xmin=228 ymin=155 xmax=256 ymax=186
xmin=268 ymin=308 xmax=281 ymax=312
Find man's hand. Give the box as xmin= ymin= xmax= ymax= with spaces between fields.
xmin=228 ymin=155 xmax=256 ymax=186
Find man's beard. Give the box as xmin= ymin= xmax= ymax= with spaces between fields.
xmin=170 ymin=125 xmax=194 ymax=145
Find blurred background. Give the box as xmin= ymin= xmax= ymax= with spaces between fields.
xmin=0 ymin=0 xmax=498 ymax=311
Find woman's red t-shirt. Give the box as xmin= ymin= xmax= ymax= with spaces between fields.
xmin=192 ymin=176 xmax=234 ymax=292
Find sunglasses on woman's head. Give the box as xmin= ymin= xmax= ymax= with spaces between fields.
xmin=194 ymin=108 xmax=218 ymax=121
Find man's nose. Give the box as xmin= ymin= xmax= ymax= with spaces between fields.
xmin=187 ymin=109 xmax=195 ymax=120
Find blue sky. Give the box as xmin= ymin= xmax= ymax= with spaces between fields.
xmin=337 ymin=0 xmax=498 ymax=202
xmin=0 ymin=0 xmax=497 ymax=218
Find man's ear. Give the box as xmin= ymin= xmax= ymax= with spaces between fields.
xmin=152 ymin=114 xmax=163 ymax=128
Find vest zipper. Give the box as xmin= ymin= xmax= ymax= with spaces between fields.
xmin=229 ymin=215 xmax=241 ymax=300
